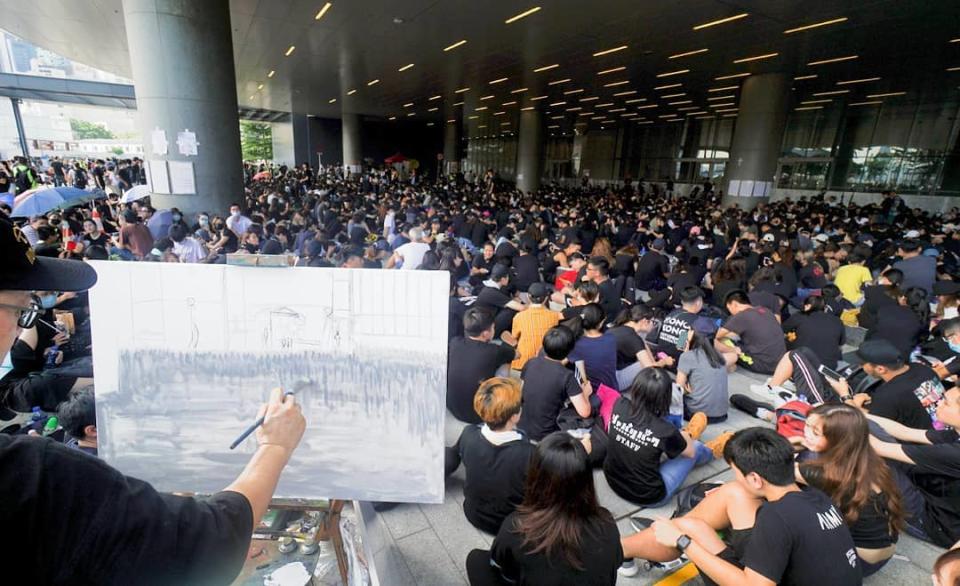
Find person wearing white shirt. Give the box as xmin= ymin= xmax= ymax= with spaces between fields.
xmin=169 ymin=224 xmax=208 ymax=263
xmin=387 ymin=227 xmax=430 ymax=270
xmin=226 ymin=203 xmax=252 ymax=236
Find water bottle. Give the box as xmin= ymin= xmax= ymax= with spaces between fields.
xmin=45 ymin=344 xmax=59 ymax=369
xmin=30 ymin=406 xmax=43 ymax=423
xmin=43 ymin=416 xmax=59 ymax=437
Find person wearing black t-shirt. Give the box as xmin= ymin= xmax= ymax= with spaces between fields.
xmin=635 ymin=238 xmax=669 ymax=291
xmin=858 ymin=269 xmax=902 ymax=329
xmin=586 ymin=256 xmax=622 ymax=321
xmin=625 ymin=427 xmax=861 ymax=586
xmin=446 ymin=307 xmax=517 ymax=424
xmin=476 ymin=264 xmax=528 ymax=336
xmin=446 ymin=377 xmax=535 ymax=534
xmin=512 ymin=241 xmax=542 ymax=293
xmin=608 ymin=304 xmax=667 ymax=389
xmin=653 ymin=287 xmax=718 ymax=366
xmin=782 ymin=295 xmax=845 ymax=369
xmin=716 ymin=290 xmax=786 ymax=374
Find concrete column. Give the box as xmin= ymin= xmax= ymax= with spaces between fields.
xmin=443 ymin=121 xmax=460 ymax=175
xmin=121 ymin=0 xmax=243 ymax=216
xmin=723 ymin=73 xmax=790 ymax=209
xmin=342 ymin=112 xmax=362 ymax=175
xmin=516 ymin=109 xmax=544 ymax=194
xmin=292 ymin=113 xmax=310 ymax=166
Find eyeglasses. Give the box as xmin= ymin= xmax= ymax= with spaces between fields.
xmin=0 ymin=297 xmax=42 ymax=329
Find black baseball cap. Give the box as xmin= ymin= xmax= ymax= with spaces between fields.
xmin=0 ymin=217 xmax=97 ymax=292
xmin=528 ymin=282 xmax=549 ymax=299
xmin=855 ymin=339 xmax=903 ymax=368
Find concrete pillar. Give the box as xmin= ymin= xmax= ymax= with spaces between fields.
xmin=516 ymin=109 xmax=544 ymax=194
xmin=723 ymin=73 xmax=790 ymax=209
xmin=292 ymin=114 xmax=310 ymax=166
xmin=121 ymin=0 xmax=243 ymax=216
xmin=342 ymin=112 xmax=362 ymax=175
xmin=443 ymin=121 xmax=460 ymax=175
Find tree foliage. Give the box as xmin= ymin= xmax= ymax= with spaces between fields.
xmin=240 ymin=120 xmax=273 ymax=161
xmin=70 ymin=118 xmax=115 ymax=139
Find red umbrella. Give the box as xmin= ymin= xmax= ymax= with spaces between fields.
xmin=385 ymin=153 xmax=407 ymax=164
xmin=253 ymin=171 xmax=271 ymax=181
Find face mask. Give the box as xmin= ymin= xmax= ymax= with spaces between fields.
xmin=172 ymin=214 xmax=182 ymax=222
xmin=199 ymin=217 xmax=209 ymax=227
xmin=40 ymin=294 xmax=58 ymax=309
xmin=949 ymin=341 xmax=960 ymax=354
xmin=231 ymin=211 xmax=241 ymax=218
xmin=244 ymin=243 xmax=258 ymax=253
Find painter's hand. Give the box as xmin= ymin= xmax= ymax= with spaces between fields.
xmin=256 ymin=387 xmax=306 ymax=456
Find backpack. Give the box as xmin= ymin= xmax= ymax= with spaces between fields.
xmin=776 ymin=400 xmax=813 ymax=439
xmin=14 ymin=167 xmax=33 ymax=193
xmin=672 ymin=481 xmax=724 ymax=519
xmin=74 ymin=169 xmax=88 ymax=189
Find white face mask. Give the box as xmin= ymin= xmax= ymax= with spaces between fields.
xmin=231 ymin=210 xmax=241 ymax=218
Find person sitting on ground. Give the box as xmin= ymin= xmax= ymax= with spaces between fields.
xmin=635 ymin=237 xmax=669 ymax=292
xmin=859 ymin=268 xmax=903 ymax=329
xmin=559 ymin=278 xmax=599 ymax=321
xmin=465 ymin=432 xmax=622 ymax=586
xmin=833 ymin=252 xmax=872 ymax=306
xmin=476 ymin=263 xmax=528 ymax=336
xmin=518 ymin=326 xmax=593 ymax=441
xmin=58 ymin=386 xmax=98 ymax=457
xmin=620 ymin=427 xmax=861 ymax=586
xmin=603 ymin=368 xmax=728 ymax=507
xmin=445 ymin=378 xmax=535 ymax=535
xmin=566 ymin=303 xmax=620 ymax=392
xmin=168 ymin=223 xmax=207 ymax=264
xmin=867 ymin=285 xmax=930 ymax=359
xmin=782 ymin=294 xmax=846 ymax=369
xmin=715 ymin=290 xmax=786 ymax=375
xmin=586 ymin=255 xmax=623 ymax=321
xmin=607 ymin=304 xmax=669 ymax=390
xmin=386 ymin=226 xmax=431 ymax=270
xmin=507 ymin=282 xmax=560 ymax=371
xmin=868 ymin=385 xmax=960 ymax=548
xmin=830 ymin=339 xmax=945 ymax=431
xmin=470 ymin=242 xmax=497 ymax=287
xmin=652 ymin=286 xmax=719 ymax=367
xmin=924 ymin=317 xmax=960 ymax=381
xmin=446 ymin=308 xmax=517 ymax=424
xmin=676 ymin=321 xmax=729 ymax=424
xmin=893 ymin=238 xmax=937 ymax=296
xmin=796 ymin=404 xmax=904 ymax=577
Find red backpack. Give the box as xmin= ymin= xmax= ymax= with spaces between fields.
xmin=776 ymin=400 xmax=812 ymax=439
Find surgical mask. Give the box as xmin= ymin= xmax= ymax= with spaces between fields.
xmin=231 ymin=211 xmax=241 ymax=218
xmin=949 ymin=340 xmax=960 ymax=354
xmin=172 ymin=213 xmax=182 ymax=222
xmin=39 ymin=294 xmax=58 ymax=309
xmin=199 ymin=217 xmax=209 ymax=227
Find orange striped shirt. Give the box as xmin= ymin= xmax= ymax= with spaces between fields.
xmin=511 ymin=305 xmax=562 ymax=370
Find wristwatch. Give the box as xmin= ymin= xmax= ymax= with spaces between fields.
xmin=675 ymin=534 xmax=692 ymax=552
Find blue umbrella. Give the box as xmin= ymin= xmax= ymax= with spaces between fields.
xmin=10 ymin=187 xmax=105 ymax=218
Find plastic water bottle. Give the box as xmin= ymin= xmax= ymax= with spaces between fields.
xmin=31 ymin=406 xmax=43 ymax=423
xmin=43 ymin=416 xmax=59 ymax=437
xmin=45 ymin=345 xmax=59 ymax=369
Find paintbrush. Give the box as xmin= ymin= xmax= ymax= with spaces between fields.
xmin=229 ymin=390 xmax=295 ymax=449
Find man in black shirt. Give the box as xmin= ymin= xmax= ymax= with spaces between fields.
xmin=447 ymin=307 xmax=517 ymax=423
xmin=653 ymin=286 xmax=718 ymax=366
xmin=475 ymin=263 xmax=527 ymax=335
xmin=586 ymin=255 xmax=623 ymax=321
xmin=0 ymin=217 xmax=307 ymax=584
xmin=635 ymin=237 xmax=669 ymax=291
xmin=518 ymin=325 xmax=591 ymax=440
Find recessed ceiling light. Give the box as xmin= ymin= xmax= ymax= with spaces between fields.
xmin=403 ymin=102 xmax=414 ymax=108
xmin=367 ymin=79 xmax=380 ymax=86
xmin=661 ymin=92 xmax=686 ymax=98
xmin=709 ymin=102 xmax=735 ymax=108
xmin=285 ymin=45 xmax=296 ymax=56
xmin=808 ymin=55 xmax=858 ymax=66
xmin=530 ymin=95 xmax=548 ymax=101
xmin=637 ymin=120 xmax=654 ymax=124
xmin=812 ymin=89 xmax=849 ymax=96
xmin=693 ymin=13 xmax=748 ymax=30
xmin=564 ymin=88 xmax=584 ymax=95
xmin=447 ymin=119 xmax=456 ymax=123
xmin=477 ymin=124 xmax=486 ymax=128
xmin=716 ymin=108 xmax=738 ymax=113
xmin=502 ymin=101 xmax=517 ymax=105
xmin=444 ymin=40 xmax=467 ymax=52
xmin=608 ymin=107 xmax=626 ymax=112
xmin=580 ymin=96 xmax=599 ymax=102
xmin=407 ymin=112 xmax=416 ymax=116
xmin=668 ymin=100 xmax=693 ymax=105
xmin=658 ymin=114 xmax=678 ymax=118
xmin=715 ymin=72 xmax=750 ymax=80
xmin=593 ymin=45 xmax=628 ymax=57
xmin=521 ymin=106 xmax=535 ymax=110
xmin=489 ymin=77 xmax=509 ymax=85
xmin=267 ymin=70 xmax=275 ymax=78
xmin=596 ymin=102 xmax=614 ymax=107
xmin=794 ymin=74 xmax=818 ymax=80
xmin=604 ymin=80 xmax=630 ymax=87
xmin=836 ymin=77 xmax=880 ymax=85
xmin=783 ymin=16 xmax=848 ymax=34
xmin=707 ymin=95 xmax=735 ymax=101
xmin=547 ymin=101 xmax=567 ymax=107
xmin=624 ymin=98 xmax=647 ymax=103
xmin=947 ymin=66 xmax=960 ymax=72
xmin=657 ymin=69 xmax=689 ymax=78
xmin=534 ymin=64 xmax=559 ymax=72
xmin=315 ymin=2 xmax=333 ymax=20
xmin=257 ymin=83 xmax=264 ymax=90
xmin=548 ymin=78 xmax=571 ymax=85
xmin=800 ymin=99 xmax=832 ymax=104
xmin=249 ymin=95 xmax=255 ymax=100
xmin=347 ymin=89 xmax=357 ymax=95
xmin=849 ymin=100 xmax=883 ymax=106
xmin=455 ymin=87 xmax=470 ymax=93
xmin=510 ymin=87 xmax=528 ymax=94
xmin=505 ymin=6 xmax=541 ymax=24
xmin=398 ymin=63 xmax=414 ymax=72
xmin=328 ymin=98 xmax=337 ymax=104
xmin=494 ymin=111 xmax=507 ymax=116
xmin=550 ymin=115 xmax=565 ymax=119
xmin=685 ymin=111 xmax=709 ymax=115
xmin=669 ymin=48 xmax=709 ymax=59
xmin=655 ymin=83 xmax=682 ymax=90
xmin=795 ymin=106 xmax=824 ymax=110
xmin=636 ymin=104 xmax=659 ymax=109
xmin=475 ymin=106 xmax=488 ymax=111
xmin=428 ymin=107 xmax=438 ymax=112
xmin=578 ymin=112 xmax=594 ymax=116
xmin=613 ymin=90 xmax=637 ymax=96
xmin=428 ymin=95 xmax=442 ymax=101
xmin=566 ymin=106 xmax=582 ymax=111
xmin=677 ymin=106 xmax=700 ymax=111
xmin=866 ymin=91 xmax=906 ymax=98
xmin=548 ymin=124 xmax=560 ymax=129
xmin=389 ymin=116 xmax=397 ymax=120
xmin=453 ymin=101 xmax=464 ymax=106
xmin=708 ymin=85 xmax=738 ymax=92
xmin=733 ymin=52 xmax=778 ymax=64
xmin=598 ymin=66 xmax=626 ymax=75
xmin=951 ymin=38 xmax=960 ymax=43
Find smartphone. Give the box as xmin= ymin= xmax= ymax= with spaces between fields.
xmin=675 ymin=327 xmax=690 ymax=351
xmin=574 ymin=360 xmax=586 ymax=385
xmin=818 ymin=364 xmax=842 ymax=381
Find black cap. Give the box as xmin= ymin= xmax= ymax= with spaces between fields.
xmin=0 ymin=217 xmax=97 ymax=292
xmin=528 ymin=282 xmax=549 ymax=300
xmin=855 ymin=339 xmax=903 ymax=367
xmin=490 ymin=264 xmax=511 ymax=281
xmin=933 ymin=281 xmax=960 ymax=296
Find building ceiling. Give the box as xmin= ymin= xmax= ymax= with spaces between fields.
xmin=3 ymin=0 xmax=960 ymax=137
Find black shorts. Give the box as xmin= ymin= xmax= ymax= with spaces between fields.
xmin=699 ymin=528 xmax=752 ymax=586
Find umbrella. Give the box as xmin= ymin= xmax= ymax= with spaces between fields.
xmin=253 ymin=171 xmax=272 ymax=181
xmin=121 ymin=184 xmax=152 ymax=204
xmin=10 ymin=187 xmax=105 ymax=218
xmin=147 ymin=209 xmax=173 ymax=240
xmin=385 ymin=153 xmax=407 ymax=164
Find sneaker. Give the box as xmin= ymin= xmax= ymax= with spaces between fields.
xmin=618 ymin=559 xmax=639 ymax=577
xmin=705 ymin=431 xmax=734 ymax=458
xmin=750 ymin=382 xmax=790 ymax=401
xmin=684 ymin=412 xmax=708 ymax=441
xmin=730 ymin=394 xmax=775 ymax=419
xmin=629 ymin=515 xmax=655 ymax=533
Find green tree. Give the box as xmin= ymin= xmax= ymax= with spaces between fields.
xmin=111 ymin=146 xmax=124 ymax=156
xmin=70 ymin=118 xmax=114 ymax=139
xmin=239 ymin=120 xmax=273 ymax=161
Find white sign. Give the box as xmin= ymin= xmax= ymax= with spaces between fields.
xmin=150 ymin=128 xmax=168 ymax=156
xmin=167 ymin=160 xmax=196 ymax=194
xmin=147 ymin=160 xmax=170 ymax=194
xmin=176 ymin=129 xmax=199 ymax=156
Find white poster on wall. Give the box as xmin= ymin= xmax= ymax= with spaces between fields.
xmin=150 ymin=128 xmax=168 ymax=156
xmin=176 ymin=129 xmax=199 ymax=156
xmin=729 ymin=179 xmax=741 ymax=196
xmin=167 ymin=160 xmax=196 ymax=194
xmin=147 ymin=160 xmax=170 ymax=194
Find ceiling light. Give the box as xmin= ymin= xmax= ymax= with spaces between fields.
xmin=492 ymin=111 xmax=506 ymax=116
xmin=598 ymin=66 xmax=626 ymax=75
xmin=534 ymin=64 xmax=559 ymax=73
xmin=521 ymin=106 xmax=535 ymax=111
xmin=657 ymin=69 xmax=689 ymax=78
xmin=625 ymin=98 xmax=647 ymax=103
xmin=613 ymin=90 xmax=636 ymax=96
xmin=328 ymin=98 xmax=337 ymax=104
xmin=564 ymin=89 xmax=584 ymax=95
xmin=455 ymin=87 xmax=470 ymax=93
xmin=637 ymin=120 xmax=654 ymax=124
xmin=367 ymin=79 xmax=380 ymax=86
xmin=548 ymin=78 xmax=571 ymax=85
xmin=477 ymin=95 xmax=493 ymax=101
xmin=695 ymin=115 xmax=715 ymax=119
xmin=685 ymin=111 xmax=709 ymax=115
xmin=661 ymin=92 xmax=686 ymax=98
xmin=669 ymin=48 xmax=709 ymax=59
xmin=578 ymin=112 xmax=594 ymax=116
xmin=677 ymin=106 xmax=700 ymax=111
xmin=849 ymin=100 xmax=883 ymax=106
xmin=347 ymin=89 xmax=357 ymax=95
xmin=501 ymin=122 xmax=511 ymax=125
xmin=505 ymin=6 xmax=541 ymax=24
xmin=427 ymin=107 xmax=438 ymax=112
xmin=947 ymin=66 xmax=960 ymax=72
xmin=604 ymin=80 xmax=630 ymax=87
xmin=389 ymin=116 xmax=397 ymax=120
xmin=636 ymin=104 xmax=658 ymax=109
xmin=550 ymin=115 xmax=564 ymax=119
xmin=257 ymin=83 xmax=264 ymax=89
xmin=249 ymin=95 xmax=255 ymax=100
xmin=447 ymin=119 xmax=456 ymax=123
xmin=794 ymin=74 xmax=818 ymax=80
xmin=655 ymin=83 xmax=682 ymax=90
xmin=707 ymin=95 xmax=735 ymax=101
xmin=807 ymin=55 xmax=858 ymax=66
xmin=548 ymin=124 xmax=560 ymax=129
xmin=596 ymin=102 xmax=614 ymax=107
xmin=668 ymin=100 xmax=692 ymax=105
xmin=580 ymin=96 xmax=599 ymax=102
xmin=407 ymin=112 xmax=415 ymax=116
xmin=444 ymin=40 xmax=467 ymax=52
xmin=454 ymin=101 xmax=464 ymax=106
xmin=567 ymin=106 xmax=582 ymax=111
xmin=801 ymin=99 xmax=832 ymax=104
xmin=475 ymin=106 xmax=488 ymax=111
xmin=398 ymin=63 xmax=414 ymax=72
xmin=593 ymin=45 xmax=628 ymax=57
xmin=715 ymin=107 xmax=738 ymax=112
xmin=530 ymin=95 xmax=548 ymax=101
xmin=658 ymin=114 xmax=678 ymax=118
xmin=783 ymin=16 xmax=848 ymax=34
xmin=836 ymin=77 xmax=880 ymax=85
xmin=429 ymin=95 xmax=442 ymax=101
xmin=709 ymin=85 xmax=738 ymax=92
xmin=715 ymin=72 xmax=750 ymax=80
xmin=489 ymin=78 xmax=509 ymax=85
xmin=951 ymin=39 xmax=960 ymax=43
xmin=812 ymin=89 xmax=849 ymax=96
xmin=734 ymin=52 xmax=778 ymax=64
xmin=502 ymin=101 xmax=517 ymax=105
xmin=403 ymin=102 xmax=414 ymax=108
xmin=511 ymin=87 xmax=528 ymax=94
xmin=609 ymin=107 xmax=626 ymax=112
xmin=315 ymin=2 xmax=333 ymax=20
xmin=795 ymin=106 xmax=824 ymax=110
xmin=285 ymin=45 xmax=296 ymax=56
xmin=722 ymin=113 xmax=737 ymax=118
xmin=866 ymin=91 xmax=906 ymax=98
xmin=693 ymin=13 xmax=748 ymax=30
xmin=267 ymin=70 xmax=275 ymax=78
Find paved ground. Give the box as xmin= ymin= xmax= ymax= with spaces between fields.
xmin=374 ymin=366 xmax=945 ymax=585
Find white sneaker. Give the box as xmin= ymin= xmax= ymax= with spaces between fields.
xmin=749 ymin=383 xmax=794 ymax=408
xmin=618 ymin=559 xmax=639 ymax=577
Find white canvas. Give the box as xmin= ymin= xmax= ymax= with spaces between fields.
xmin=87 ymin=262 xmax=448 ymax=503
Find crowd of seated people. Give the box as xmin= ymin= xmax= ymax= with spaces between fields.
xmin=6 ymin=155 xmax=960 ymax=584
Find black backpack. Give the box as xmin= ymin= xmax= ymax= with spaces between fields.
xmin=672 ymin=481 xmax=724 ymax=518
xmin=73 ymin=169 xmax=88 ymax=189
xmin=14 ymin=167 xmax=32 ymax=193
